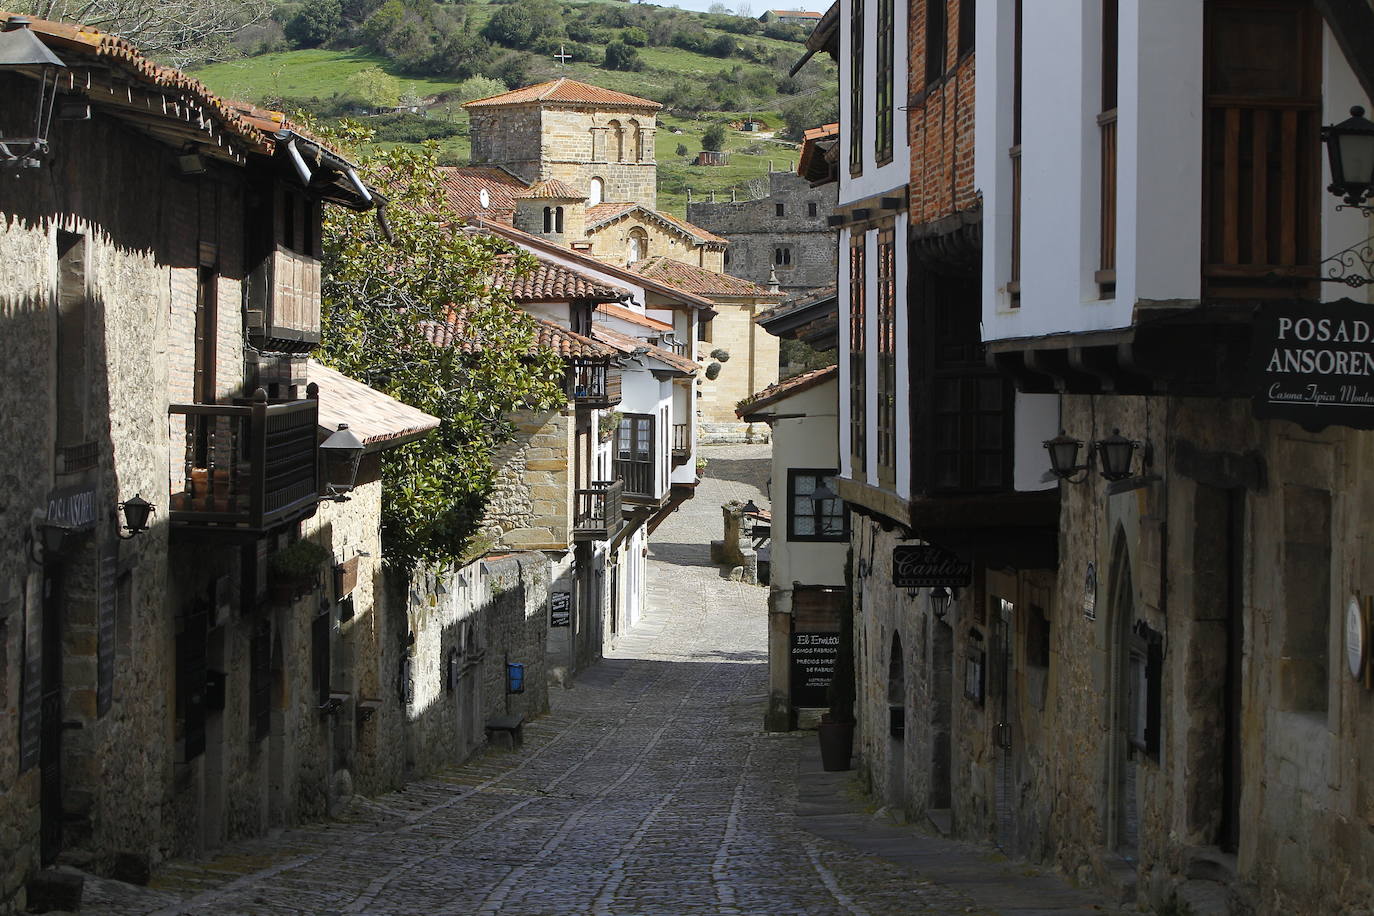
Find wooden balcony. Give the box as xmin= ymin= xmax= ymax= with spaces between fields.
xmin=574 ymin=480 xmax=624 ymax=541
xmin=615 ymin=460 xmax=655 ymax=500
xmin=245 ymin=244 xmax=322 ymax=352
xmin=567 ymin=361 xmax=621 ymax=409
xmin=671 ymin=423 xmax=690 ymax=466
xmin=1203 ymin=100 xmax=1320 ymax=299
xmin=169 ymin=395 xmax=320 ymax=535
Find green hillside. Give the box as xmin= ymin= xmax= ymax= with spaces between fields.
xmin=189 ymin=0 xmax=835 ymax=219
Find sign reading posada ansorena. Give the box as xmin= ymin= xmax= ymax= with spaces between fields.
xmin=1251 ymin=299 xmax=1374 ymax=431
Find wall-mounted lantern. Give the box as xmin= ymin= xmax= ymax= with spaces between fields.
xmin=1043 ymin=429 xmax=1146 ymax=484
xmin=929 ymin=586 xmax=954 ymax=621
xmin=1043 ymin=430 xmax=1089 ymax=483
xmin=117 ymin=494 xmax=155 ymax=539
xmin=1323 ymin=106 xmax=1374 ymax=210
xmin=320 ymin=423 xmax=365 ymax=501
xmin=0 ymin=16 xmax=66 ymax=169
xmin=506 ymin=662 xmax=525 ymax=695
xmin=1094 ymin=429 xmax=1141 ymax=482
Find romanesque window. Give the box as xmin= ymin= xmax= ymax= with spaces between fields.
xmin=555 ymin=207 xmax=565 ymax=234
xmin=849 ymin=233 xmax=867 ymax=473
xmin=875 ymin=0 xmax=894 ymax=163
xmin=589 ymin=177 xmax=604 ymax=206
xmin=774 ymin=246 xmax=794 ymax=268
xmin=876 ymin=225 xmax=896 ymax=480
xmin=543 ymin=207 xmax=553 ymax=233
xmin=849 ymin=0 xmax=864 ymax=176
xmin=628 ymin=228 xmax=648 ymax=263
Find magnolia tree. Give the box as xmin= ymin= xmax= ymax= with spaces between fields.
xmin=317 ymin=126 xmax=565 ymax=569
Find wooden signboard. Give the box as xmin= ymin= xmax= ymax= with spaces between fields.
xmin=1250 ymin=299 xmax=1374 ymax=431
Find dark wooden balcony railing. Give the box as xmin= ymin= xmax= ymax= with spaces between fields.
xmin=574 ymin=479 xmax=624 ymax=541
xmin=1203 ymin=100 xmax=1320 ymax=299
xmin=169 ymin=395 xmax=320 ymax=533
xmin=615 ymin=459 xmax=654 ymax=499
xmin=567 ymin=361 xmax=622 ymax=408
xmin=1098 ymin=110 xmax=1117 ymax=296
xmin=246 ymin=245 xmax=322 ymax=351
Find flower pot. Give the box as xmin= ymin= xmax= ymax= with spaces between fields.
xmin=817 ymin=719 xmax=855 ymax=772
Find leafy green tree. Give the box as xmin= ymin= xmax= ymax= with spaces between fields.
xmin=602 ymin=39 xmax=643 ymax=71
xmin=707 ymin=33 xmax=736 ymax=57
xmin=620 ymin=26 xmax=648 ymax=46
xmin=701 ymin=123 xmax=726 ymax=151
xmin=780 ymin=89 xmax=839 ymax=140
xmin=345 ymin=67 xmax=402 ymax=107
xmin=675 ymin=142 xmax=689 ymax=157
xmin=315 ymin=127 xmax=565 ymax=569
xmin=455 ymin=75 xmax=508 ymax=102
xmin=284 ymin=0 xmax=341 ymax=47
xmin=482 ymin=0 xmax=563 ymax=49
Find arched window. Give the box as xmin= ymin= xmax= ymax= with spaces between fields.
xmin=627 ymin=228 xmax=647 ymax=263
xmin=589 ymin=177 xmax=604 ymax=207
xmin=608 ymin=120 xmax=623 ymax=162
xmin=543 ymin=207 xmax=553 ymax=233
xmin=555 ymin=207 xmax=565 ymax=234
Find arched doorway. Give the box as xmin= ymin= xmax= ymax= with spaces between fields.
xmin=1107 ymin=531 xmax=1140 ymax=861
xmin=887 ymin=632 xmax=906 ymax=807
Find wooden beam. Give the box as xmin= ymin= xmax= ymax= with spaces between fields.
xmin=1316 ymin=0 xmax=1374 ymax=104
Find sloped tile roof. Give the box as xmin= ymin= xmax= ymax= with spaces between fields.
xmin=463 ymin=78 xmax=661 ymax=112
xmin=307 ymin=361 xmax=440 ymax=452
xmin=516 ymin=178 xmax=586 ymax=199
xmin=494 ymin=256 xmax=625 ymax=302
xmin=436 ymin=166 xmax=527 ymax=222
xmin=632 ymin=257 xmax=785 ymax=299
xmin=593 ymin=325 xmax=698 ymax=375
xmin=767 ymin=8 xmax=823 ymax=17
xmin=596 ymin=303 xmax=673 ymax=331
xmin=736 ymin=364 xmax=838 ymax=418
xmin=584 ymin=203 xmax=728 ymax=246
xmin=424 ymin=308 xmax=617 ymax=361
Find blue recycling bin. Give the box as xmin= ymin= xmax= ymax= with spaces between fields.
xmin=506 ymin=662 xmax=525 ymax=694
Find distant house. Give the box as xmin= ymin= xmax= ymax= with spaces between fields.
xmin=758 ymin=9 xmax=823 ymax=24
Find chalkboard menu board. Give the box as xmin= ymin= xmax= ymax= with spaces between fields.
xmin=790 ymin=631 xmax=839 ymax=708
xmin=97 ymin=550 xmax=117 ymax=718
xmin=19 ymin=579 xmax=44 ymax=772
xmin=550 ymin=592 xmax=572 ymax=628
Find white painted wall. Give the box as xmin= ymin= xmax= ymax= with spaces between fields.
xmin=836 ymin=0 xmax=911 ymax=205
xmin=1013 ymin=392 xmax=1059 ymax=492
xmin=768 ymin=377 xmax=847 ymax=590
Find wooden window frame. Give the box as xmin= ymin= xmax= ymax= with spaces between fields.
xmin=850 ymin=0 xmax=865 ymax=176
xmin=849 ymin=234 xmax=867 ymax=474
xmin=875 ymin=0 xmax=894 ymax=164
xmin=924 ymin=0 xmax=948 ymax=88
xmin=787 ymin=468 xmax=850 ymax=542
xmin=876 ymin=224 xmax=897 ymax=485
xmin=957 ymin=0 xmax=975 ymax=57
xmin=615 ymin=413 xmax=656 ymax=497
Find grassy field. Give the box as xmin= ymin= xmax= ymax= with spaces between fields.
xmin=190 ymin=5 xmax=834 ymax=220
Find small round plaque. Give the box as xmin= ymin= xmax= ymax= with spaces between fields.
xmin=1346 ymin=597 xmax=1365 ymax=680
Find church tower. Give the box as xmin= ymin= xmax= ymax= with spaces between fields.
xmin=463 ymin=78 xmax=660 ymax=210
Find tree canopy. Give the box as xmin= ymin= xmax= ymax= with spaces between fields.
xmin=315 ymin=125 xmax=565 ymax=569
xmin=15 ymin=0 xmax=270 ymax=66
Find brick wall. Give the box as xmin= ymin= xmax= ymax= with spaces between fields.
xmin=908 ymin=1 xmax=977 ymax=226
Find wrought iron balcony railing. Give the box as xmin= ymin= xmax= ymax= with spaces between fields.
xmin=168 ymin=394 xmax=320 ymax=533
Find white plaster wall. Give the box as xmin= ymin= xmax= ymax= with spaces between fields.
xmin=769 ymin=378 xmax=846 ymax=590
xmin=1013 ymin=392 xmax=1059 ymax=492
xmin=977 ymin=0 xmax=1019 ymax=323
xmin=836 ymin=0 xmax=911 ymax=205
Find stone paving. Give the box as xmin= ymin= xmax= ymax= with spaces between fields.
xmin=69 ymin=445 xmax=1111 ymax=916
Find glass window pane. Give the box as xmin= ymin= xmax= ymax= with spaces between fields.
xmin=794 ymin=496 xmax=814 ymax=517
xmin=795 ymin=516 xmax=816 ymax=536
xmin=795 ymin=475 xmax=817 ymax=495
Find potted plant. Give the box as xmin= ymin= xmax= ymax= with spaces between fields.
xmin=599 ymin=410 xmax=622 ymax=443
xmin=818 ymin=550 xmax=857 ymax=771
xmin=268 ymin=539 xmax=331 ymax=604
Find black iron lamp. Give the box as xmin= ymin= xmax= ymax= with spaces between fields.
xmin=1094 ymin=429 xmax=1140 ymax=482
xmin=740 ymin=498 xmax=762 ymax=537
xmin=810 ymin=479 xmax=839 ymax=534
xmin=117 ymin=494 xmax=155 ymax=539
xmin=929 ymin=586 xmax=954 ymax=621
xmin=0 ymin=16 xmax=67 ymax=169
xmin=1043 ymin=430 xmax=1089 ymax=483
xmin=320 ymin=423 xmax=365 ymax=501
xmin=1323 ymin=106 xmax=1374 ymax=210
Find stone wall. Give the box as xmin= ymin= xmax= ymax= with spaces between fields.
xmin=484 ymin=408 xmax=574 ymax=551
xmin=686 ymin=171 xmax=838 ymax=296
xmin=583 ymin=210 xmax=720 ymax=271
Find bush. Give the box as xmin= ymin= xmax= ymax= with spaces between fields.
xmin=603 ymin=40 xmax=643 ymax=71
xmin=284 ymin=0 xmax=342 ymax=47
xmin=455 ymin=75 xmax=507 ymax=102
xmin=620 ymin=26 xmax=648 ymax=46
xmin=763 ymin=21 xmax=809 ymax=42
xmin=676 ymin=142 xmax=689 ymax=157
xmin=780 ymin=90 xmax=839 ymax=140
xmin=367 ymin=113 xmax=465 ymax=143
xmin=701 ymin=124 xmax=726 ymax=151
xmin=483 ymin=0 xmax=564 ymax=50
xmin=707 ymin=34 xmax=737 ymax=58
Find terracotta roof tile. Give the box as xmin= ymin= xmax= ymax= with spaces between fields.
xmin=632 ymin=257 xmax=785 ymax=299
xmin=424 ymin=307 xmax=616 ymax=361
xmin=593 ymin=326 xmax=698 ymax=375
xmin=436 ymin=166 xmax=527 ymax=221
xmin=584 ymin=202 xmax=637 ymax=223
xmin=736 ymin=364 xmax=838 ymax=418
xmin=494 ymin=256 xmax=625 ymax=302
xmin=463 ymin=78 xmax=661 ymax=111
xmin=516 ymin=178 xmax=586 ymax=199
xmin=767 ymin=8 xmax=823 ymax=16
xmin=307 ymin=361 xmax=440 ymax=451
xmin=595 ymin=303 xmax=673 ymax=331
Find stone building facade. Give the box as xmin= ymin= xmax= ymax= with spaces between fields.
xmin=686 ymin=169 xmax=839 ymax=298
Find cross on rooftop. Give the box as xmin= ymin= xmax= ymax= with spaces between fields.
xmin=554 ymin=45 xmax=573 ymax=66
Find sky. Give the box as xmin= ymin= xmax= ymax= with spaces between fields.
xmin=642 ymin=0 xmax=832 ymax=15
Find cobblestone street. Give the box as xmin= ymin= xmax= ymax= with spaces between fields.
xmin=74 ymin=445 xmax=1107 ymax=916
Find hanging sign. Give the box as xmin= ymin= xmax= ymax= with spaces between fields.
xmin=892 ymin=545 xmax=972 ymax=589
xmin=1347 ymin=596 xmax=1366 ymax=680
xmin=46 ymin=483 xmax=98 ymax=531
xmin=789 ymin=631 xmax=839 ymax=708
xmin=550 ymin=592 xmax=572 ymax=628
xmin=1250 ymin=299 xmax=1374 ymax=431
